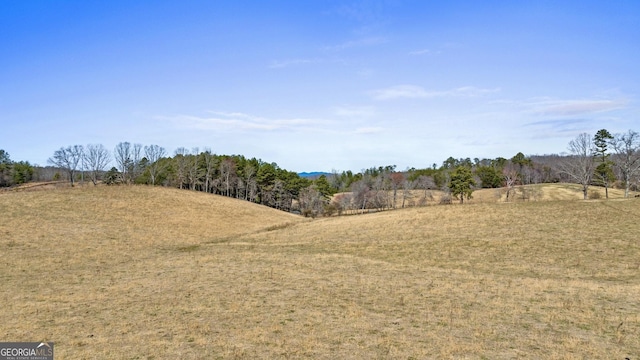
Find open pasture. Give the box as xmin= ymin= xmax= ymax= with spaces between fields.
xmin=1 ymin=185 xmax=639 ymax=358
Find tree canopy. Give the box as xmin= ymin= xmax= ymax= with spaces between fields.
xmin=7 ymin=126 xmax=640 ymax=213
xmin=0 ymin=149 xmax=34 ymax=187
xmin=449 ymin=166 xmax=475 ymax=204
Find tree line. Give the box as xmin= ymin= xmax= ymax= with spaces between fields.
xmin=0 ymin=150 xmax=35 ymax=187
xmin=43 ymin=142 xmax=310 ymax=212
xmin=313 ymin=128 xmax=639 ymax=212
xmin=1 ymin=128 xmax=639 ymax=216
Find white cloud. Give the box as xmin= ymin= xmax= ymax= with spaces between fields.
xmin=408 ymin=49 xmax=441 ymax=56
xmin=370 ymin=85 xmax=430 ymax=100
xmin=529 ymin=99 xmax=627 ymax=116
xmin=524 ymin=118 xmax=593 ymax=138
xmin=370 ymin=85 xmax=500 ymax=100
xmin=161 ymin=112 xmax=327 ymax=132
xmin=515 ymin=98 xmax=627 ymax=139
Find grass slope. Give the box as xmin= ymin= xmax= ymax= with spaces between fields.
xmin=410 ymin=183 xmax=634 ymax=205
xmin=1 ymin=185 xmax=639 ymax=358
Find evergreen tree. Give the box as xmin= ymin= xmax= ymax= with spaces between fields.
xmin=593 ymin=129 xmax=614 ymax=198
xmin=103 ymin=167 xmax=121 ymax=185
xmin=0 ymin=149 xmax=12 ymax=187
xmin=449 ymin=166 xmax=475 ymax=204
xmin=475 ymin=165 xmax=502 ymax=188
xmin=12 ymin=161 xmax=34 ymax=185
xmin=511 ymin=152 xmax=532 ymax=184
xmin=314 ymin=175 xmax=333 ymax=199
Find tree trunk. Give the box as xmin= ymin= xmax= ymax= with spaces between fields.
xmin=624 ymin=172 xmax=630 ymax=198
xmin=393 ymin=188 xmax=397 ymax=209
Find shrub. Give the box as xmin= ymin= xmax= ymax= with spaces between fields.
xmin=301 ymin=208 xmax=316 ymax=218
xmin=103 ymin=167 xmax=121 ymax=185
xmin=439 ymin=194 xmax=452 ymax=205
xmin=323 ymin=203 xmax=338 ymax=217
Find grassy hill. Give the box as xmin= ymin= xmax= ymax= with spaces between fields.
xmin=1 ymin=185 xmax=639 ymax=358
xmin=396 ymin=183 xmax=635 ymax=206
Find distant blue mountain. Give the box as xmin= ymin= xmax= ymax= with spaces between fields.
xmin=298 ymin=172 xmax=331 ymax=179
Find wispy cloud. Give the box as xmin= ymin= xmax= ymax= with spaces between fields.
xmin=268 ymin=57 xmax=346 ymax=69
xmin=529 ymin=99 xmax=627 ymax=116
xmin=524 ymin=118 xmax=594 ymax=139
xmin=408 ymin=48 xmax=441 ymax=56
xmin=161 ymin=112 xmax=327 ymax=132
xmin=370 ymin=85 xmax=429 ymax=100
xmin=525 ymin=119 xmax=589 ymax=127
xmin=370 ymin=85 xmax=500 ymax=100
xmin=324 ymin=36 xmax=388 ymax=51
xmin=334 ymin=2 xmax=384 ymax=23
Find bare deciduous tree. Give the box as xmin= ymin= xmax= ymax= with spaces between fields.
xmin=48 ymin=145 xmax=84 ymax=186
xmin=371 ymin=172 xmax=390 ymax=210
xmin=187 ymin=147 xmax=201 ymax=190
xmin=559 ymin=133 xmax=595 ymax=200
xmin=332 ymin=193 xmax=352 ymax=215
xmin=243 ymin=163 xmax=256 ymax=201
xmin=390 ymin=172 xmax=405 ymax=209
xmin=114 ymin=142 xmax=132 ymax=184
xmin=131 ymin=143 xmax=143 ymax=182
xmin=201 ymin=148 xmax=217 ymax=193
xmin=503 ymin=163 xmax=519 ymax=202
xmin=298 ymin=185 xmax=325 ymax=217
xmin=173 ymin=147 xmax=189 ymax=189
xmin=84 ymin=144 xmax=111 ymax=185
xmin=328 ymin=169 xmax=343 ymax=192
xmin=416 ymin=175 xmax=435 ymax=205
xmin=144 ymin=144 xmax=166 ymax=185
xmin=247 ymin=178 xmax=258 ymax=202
xmin=220 ymin=157 xmax=236 ymax=197
xmin=401 ymin=177 xmax=415 ymax=208
xmin=351 ymin=178 xmax=371 ymax=214
xmin=611 ymin=130 xmax=640 ymax=198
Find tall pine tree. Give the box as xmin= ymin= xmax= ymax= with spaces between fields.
xmin=593 ymin=129 xmax=614 ymax=198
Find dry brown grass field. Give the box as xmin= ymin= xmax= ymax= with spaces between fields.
xmin=1 ymin=184 xmax=639 ymax=359
xmin=384 ymin=183 xmax=635 ymax=208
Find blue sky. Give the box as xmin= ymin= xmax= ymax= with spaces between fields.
xmin=1 ymin=1 xmax=638 ymax=172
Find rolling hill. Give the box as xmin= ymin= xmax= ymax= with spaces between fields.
xmin=1 ymin=184 xmax=639 ymax=358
